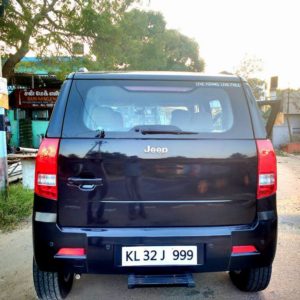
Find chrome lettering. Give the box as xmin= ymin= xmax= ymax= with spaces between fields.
xmin=144 ymin=145 xmax=168 ymax=154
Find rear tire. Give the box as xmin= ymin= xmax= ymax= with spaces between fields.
xmin=33 ymin=258 xmax=74 ymax=299
xmin=229 ymin=265 xmax=272 ymax=292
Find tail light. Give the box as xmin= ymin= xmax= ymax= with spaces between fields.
xmin=35 ymin=138 xmax=60 ymax=200
xmin=56 ymin=248 xmax=85 ymax=256
xmin=232 ymin=245 xmax=258 ymax=254
xmin=256 ymin=139 xmax=277 ymax=199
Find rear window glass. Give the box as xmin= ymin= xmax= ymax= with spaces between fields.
xmin=62 ymin=80 xmax=253 ymax=139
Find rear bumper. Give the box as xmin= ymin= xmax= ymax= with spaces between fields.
xmin=33 ymin=212 xmax=277 ymax=274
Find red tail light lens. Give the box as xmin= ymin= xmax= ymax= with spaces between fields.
xmin=35 ymin=138 xmax=59 ymax=200
xmin=256 ymin=139 xmax=277 ymax=199
xmin=232 ymin=245 xmax=258 ymax=254
xmin=57 ymin=248 xmax=85 ymax=256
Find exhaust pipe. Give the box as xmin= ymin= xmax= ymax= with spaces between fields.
xmin=16 ymin=147 xmax=38 ymax=153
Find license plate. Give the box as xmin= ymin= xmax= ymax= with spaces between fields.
xmin=121 ymin=246 xmax=197 ymax=266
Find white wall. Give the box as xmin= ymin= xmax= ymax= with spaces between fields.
xmin=272 ymin=114 xmax=300 ymax=148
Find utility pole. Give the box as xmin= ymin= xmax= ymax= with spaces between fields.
xmin=286 ymin=85 xmax=293 ymax=143
xmin=0 ymin=0 xmax=9 ymax=197
xmin=0 ymin=49 xmax=8 ymax=195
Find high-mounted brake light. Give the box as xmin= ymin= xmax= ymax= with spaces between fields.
xmin=34 ymin=138 xmax=60 ymax=200
xmin=256 ymin=139 xmax=277 ymax=199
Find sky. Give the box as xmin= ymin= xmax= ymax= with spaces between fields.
xmin=143 ymin=0 xmax=300 ymax=89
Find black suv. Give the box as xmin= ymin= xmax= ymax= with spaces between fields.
xmin=33 ymin=72 xmax=277 ymax=299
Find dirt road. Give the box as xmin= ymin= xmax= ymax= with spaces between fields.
xmin=1 ymin=155 xmax=300 ymax=300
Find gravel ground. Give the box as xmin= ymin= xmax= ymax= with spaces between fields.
xmin=0 ymin=155 xmax=300 ymax=300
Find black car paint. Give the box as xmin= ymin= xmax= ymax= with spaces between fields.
xmin=33 ymin=203 xmax=277 ymax=274
xmin=57 ymin=138 xmax=257 ymax=227
xmin=33 ymin=72 xmax=277 ymax=276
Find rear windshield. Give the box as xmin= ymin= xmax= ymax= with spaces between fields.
xmin=62 ymin=79 xmax=253 ymax=139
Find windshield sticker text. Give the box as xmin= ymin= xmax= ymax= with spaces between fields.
xmin=195 ymin=82 xmax=241 ymax=88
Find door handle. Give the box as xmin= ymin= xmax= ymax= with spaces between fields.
xmin=67 ymin=177 xmax=103 ymax=191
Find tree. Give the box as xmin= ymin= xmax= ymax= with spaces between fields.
xmin=163 ymin=29 xmax=204 ymax=72
xmin=14 ymin=56 xmax=97 ymax=80
xmin=116 ymin=9 xmax=167 ymax=70
xmin=0 ymin=0 xmax=135 ymax=79
xmin=1 ymin=3 xmax=205 ymax=79
xmin=92 ymin=9 xmax=205 ymax=72
xmin=235 ymin=54 xmax=263 ymax=79
xmin=235 ymin=55 xmax=265 ymax=99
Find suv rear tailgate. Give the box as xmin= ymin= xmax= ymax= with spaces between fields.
xmin=57 ymin=138 xmax=257 ymax=227
xmin=57 ymin=76 xmax=257 ymax=228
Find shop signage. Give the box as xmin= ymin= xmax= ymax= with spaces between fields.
xmin=0 ymin=77 xmax=8 ymax=109
xmin=14 ymin=88 xmax=59 ymax=108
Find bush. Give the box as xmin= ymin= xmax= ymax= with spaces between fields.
xmin=0 ymin=184 xmax=33 ymax=231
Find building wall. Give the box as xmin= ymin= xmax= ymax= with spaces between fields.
xmin=8 ymin=110 xmax=19 ymax=147
xmin=281 ymin=90 xmax=300 ymax=114
xmin=7 ymin=110 xmax=49 ymax=149
xmin=32 ymin=121 xmax=48 ymax=148
xmin=272 ymin=114 xmax=300 ymax=148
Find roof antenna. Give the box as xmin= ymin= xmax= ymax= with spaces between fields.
xmin=78 ymin=67 xmax=88 ymax=72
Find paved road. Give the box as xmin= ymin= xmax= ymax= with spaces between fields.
xmin=0 ymin=155 xmax=300 ymax=300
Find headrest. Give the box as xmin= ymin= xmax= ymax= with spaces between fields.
xmin=191 ymin=111 xmax=213 ymax=132
xmin=171 ymin=109 xmax=191 ymax=130
xmin=91 ymin=107 xmax=123 ymax=131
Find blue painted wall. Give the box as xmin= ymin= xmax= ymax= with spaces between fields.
xmin=7 ymin=110 xmax=49 ymax=149
xmin=32 ymin=121 xmax=48 ymax=148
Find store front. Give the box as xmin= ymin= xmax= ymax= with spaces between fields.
xmin=8 ymin=73 xmax=62 ymax=149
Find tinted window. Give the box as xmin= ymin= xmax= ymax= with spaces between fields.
xmin=63 ymin=80 xmax=253 ymax=139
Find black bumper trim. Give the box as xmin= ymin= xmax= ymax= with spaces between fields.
xmin=33 ymin=215 xmax=277 ymax=274
xmin=258 ymin=210 xmax=276 ymax=221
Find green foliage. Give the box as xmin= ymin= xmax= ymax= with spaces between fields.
xmin=0 ymin=0 xmax=136 ymax=78
xmin=235 ymin=55 xmax=265 ymax=99
xmin=0 ymin=184 xmax=33 ymax=231
xmin=15 ymin=56 xmax=97 ymax=80
xmin=235 ymin=55 xmax=263 ymax=79
xmin=92 ymin=9 xmax=204 ymax=72
xmin=248 ymin=77 xmax=266 ymax=100
xmin=260 ymin=104 xmax=271 ymax=125
xmin=275 ymin=149 xmax=289 ymax=157
xmin=118 ymin=9 xmax=167 ymax=70
xmin=1 ymin=2 xmax=204 ymax=79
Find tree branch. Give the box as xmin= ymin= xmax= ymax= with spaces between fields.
xmin=8 ymin=4 xmax=26 ymax=20
xmin=2 ymin=42 xmax=30 ymax=78
xmin=15 ymin=0 xmax=29 ymax=15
